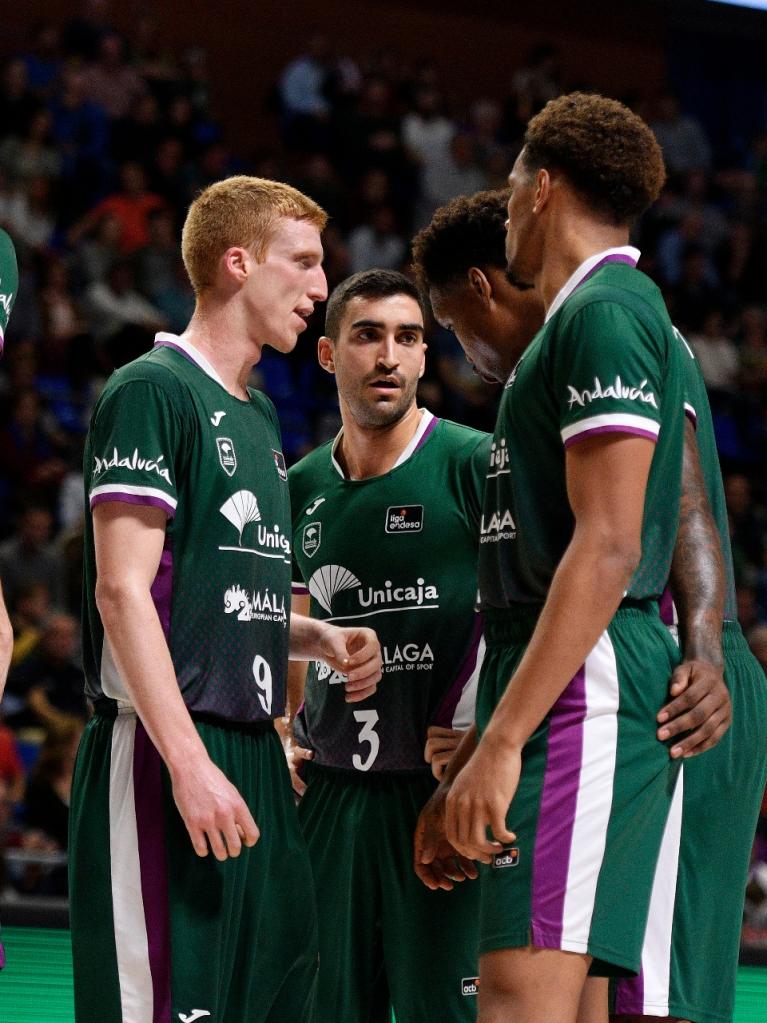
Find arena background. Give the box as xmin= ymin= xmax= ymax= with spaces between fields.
xmin=0 ymin=0 xmax=766 ymax=1018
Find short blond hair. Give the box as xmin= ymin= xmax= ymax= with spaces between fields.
xmin=181 ymin=175 xmax=328 ymax=294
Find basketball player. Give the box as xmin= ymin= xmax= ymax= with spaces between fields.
xmin=287 ymin=268 xmax=490 ymax=1022
xmin=70 ymin=177 xmax=381 ymax=1023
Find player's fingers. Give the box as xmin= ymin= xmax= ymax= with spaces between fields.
xmin=344 ymin=679 xmax=378 ymax=703
xmin=490 ymin=804 xmax=516 ymax=847
xmin=671 ymin=711 xmax=732 ymax=758
xmin=294 ymin=746 xmax=314 ymax=761
xmin=657 ymin=681 xmax=703 ymax=723
xmin=414 ymin=858 xmax=445 ymax=891
xmin=345 ymin=654 xmax=382 ymax=683
xmin=206 ymin=826 xmax=229 ymax=862
xmin=187 ymin=824 xmax=209 ymax=858
xmin=221 ymin=817 xmax=242 ymax=858
xmin=658 ymin=694 xmax=718 ymax=742
xmin=345 ymin=633 xmax=381 ymax=667
xmin=457 ymin=855 xmax=479 ymax=880
xmin=291 ymin=770 xmax=307 ymax=797
xmin=682 ymin=719 xmax=730 ymax=758
xmin=234 ymin=805 xmax=260 ymax=847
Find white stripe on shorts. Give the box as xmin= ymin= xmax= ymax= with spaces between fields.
xmin=638 ymin=765 xmax=685 ymax=1014
xmin=560 ymin=630 xmax=620 ymax=951
xmin=109 ymin=714 xmax=154 ymax=1022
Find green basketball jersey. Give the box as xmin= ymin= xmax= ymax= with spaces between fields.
xmin=289 ymin=412 xmax=490 ymax=772
xmin=479 ymin=250 xmax=686 ymax=609
xmin=0 ymin=228 xmax=18 ymax=352
xmin=82 ymin=334 xmax=292 ymax=723
xmin=674 ymin=326 xmax=738 ymax=622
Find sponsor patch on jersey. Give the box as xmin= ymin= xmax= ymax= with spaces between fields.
xmin=216 ymin=437 xmax=237 ymax=476
xmin=492 ymin=846 xmax=520 ymax=869
xmin=385 ymin=505 xmax=423 ymax=533
xmin=272 ymin=449 xmax=287 ymax=481
xmin=462 ymin=977 xmax=480 ymax=996
xmin=302 ymin=521 xmax=321 ymax=558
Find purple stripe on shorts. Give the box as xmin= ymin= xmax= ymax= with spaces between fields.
xmin=614 ymin=967 xmax=645 ymax=1015
xmin=580 ymin=253 xmax=638 ymax=288
xmin=414 ymin=415 xmax=439 ymax=452
xmin=133 ymin=720 xmax=171 ymax=1023
xmin=150 ymin=540 xmax=173 ymax=638
xmin=531 ymin=665 xmax=587 ymax=947
xmin=90 ymin=491 xmax=176 ymax=518
xmin=659 ymin=587 xmax=675 ymax=627
xmin=292 ymin=584 xmax=309 ymax=595
xmin=0 ymin=938 xmax=5 ymax=969
xmin=563 ymin=424 xmax=658 ymax=449
xmin=432 ymin=614 xmax=483 ymax=727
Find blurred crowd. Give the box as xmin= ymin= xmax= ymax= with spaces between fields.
xmin=0 ymin=11 xmax=765 ymax=933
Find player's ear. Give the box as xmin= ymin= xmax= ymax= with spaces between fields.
xmin=534 ymin=169 xmax=551 ymax=213
xmin=318 ymin=335 xmax=336 ymax=374
xmin=221 ymin=245 xmax=250 ymax=285
xmin=468 ymin=267 xmax=491 ymax=305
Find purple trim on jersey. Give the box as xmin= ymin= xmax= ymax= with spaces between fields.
xmin=614 ymin=967 xmax=644 ymax=1015
xmin=133 ymin=720 xmax=171 ymax=1023
xmin=90 ymin=491 xmax=176 ymax=519
xmin=292 ymin=583 xmax=310 ymax=595
xmin=563 ymin=424 xmax=658 ymax=449
xmin=431 ymin=613 xmax=483 ymax=727
xmin=414 ymin=414 xmax=439 ymax=452
xmin=580 ymin=252 xmax=638 ymax=288
xmin=150 ymin=541 xmax=173 ymax=638
xmin=0 ymin=329 xmax=4 ymax=355
xmin=531 ymin=665 xmax=587 ymax=947
xmin=0 ymin=938 xmax=5 ymax=970
xmin=659 ymin=587 xmax=675 ymax=627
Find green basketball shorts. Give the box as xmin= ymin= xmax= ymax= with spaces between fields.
xmin=69 ymin=706 xmax=318 ymax=1022
xmin=613 ymin=621 xmax=767 ymax=1023
xmin=476 ymin=604 xmax=682 ymax=976
xmin=298 ymin=764 xmax=480 ymax=1023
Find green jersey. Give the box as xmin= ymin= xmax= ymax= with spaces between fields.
xmin=479 ymin=249 xmax=686 ymax=609
xmin=290 ymin=412 xmax=490 ymax=772
xmin=0 ymin=228 xmax=18 ymax=352
xmin=658 ymin=326 xmax=738 ymax=625
xmin=82 ymin=333 xmax=292 ymax=724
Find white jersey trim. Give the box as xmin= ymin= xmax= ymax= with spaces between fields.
xmin=90 ymin=482 xmax=178 ymax=512
xmin=546 ymin=246 xmax=641 ymax=323
xmin=154 ymin=331 xmax=228 ymax=390
xmin=330 ymin=408 xmax=436 ymax=479
xmin=561 ymin=412 xmax=660 ymax=446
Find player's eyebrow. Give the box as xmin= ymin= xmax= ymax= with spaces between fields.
xmin=350 ymin=319 xmax=424 ymax=332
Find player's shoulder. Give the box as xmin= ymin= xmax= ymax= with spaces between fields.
xmin=430 ymin=418 xmax=491 ymax=459
xmin=102 ymin=348 xmax=188 ymax=400
xmin=288 ymin=440 xmax=335 ymax=506
xmin=559 ymin=265 xmax=668 ymax=331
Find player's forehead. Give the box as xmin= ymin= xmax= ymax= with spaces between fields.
xmin=264 ymin=216 xmax=323 ymax=259
xmin=338 ymin=292 xmax=424 ymax=336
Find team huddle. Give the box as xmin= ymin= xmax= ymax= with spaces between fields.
xmin=60 ymin=93 xmax=766 ymax=1023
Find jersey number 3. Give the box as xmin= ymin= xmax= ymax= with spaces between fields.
xmin=352 ymin=709 xmax=380 ymax=772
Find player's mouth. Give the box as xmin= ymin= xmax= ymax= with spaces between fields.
xmin=293 ymin=307 xmax=313 ymax=330
xmin=368 ymin=376 xmax=402 ymax=397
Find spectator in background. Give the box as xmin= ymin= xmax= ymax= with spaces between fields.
xmin=1 ymin=175 xmax=55 ymax=255
xmin=84 ymin=258 xmax=167 ymax=344
xmin=0 ymin=108 xmax=62 ymax=186
xmin=9 ymin=581 xmax=50 ymax=668
xmin=79 ymin=31 xmax=146 ymax=120
xmin=650 ymin=91 xmax=712 ymax=174
xmin=689 ymin=308 xmax=739 ymax=395
xmin=4 ymin=613 xmax=87 ymax=732
xmin=402 ymin=86 xmax=455 ymax=168
xmin=48 ymin=67 xmax=109 ymax=210
xmin=110 ymin=93 xmax=165 ymax=166
xmin=0 ymin=58 xmax=39 ymax=140
xmin=69 ymin=210 xmax=122 ymax=287
xmin=69 ymin=161 xmax=165 ymax=255
xmin=135 ymin=207 xmax=181 ymax=299
xmin=0 ymin=392 xmax=68 ymax=513
xmin=726 ymin=473 xmax=767 ymax=572
xmin=0 ymin=506 xmax=62 ymax=611
xmin=20 ymin=22 xmax=63 ymax=96
xmin=415 ymin=132 xmax=487 ymax=228
xmin=24 ymin=718 xmax=83 ymax=851
xmin=279 ymin=31 xmax=333 ymax=151
xmin=347 ymin=205 xmax=406 ymax=273
xmin=668 ymin=243 xmax=722 ymax=332
xmin=0 ymin=713 xmax=24 ymax=806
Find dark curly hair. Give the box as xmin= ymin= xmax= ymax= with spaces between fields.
xmin=411 ymin=189 xmax=510 ymax=293
xmin=324 ymin=268 xmax=424 ymax=341
xmin=522 ymin=92 xmax=666 ymax=225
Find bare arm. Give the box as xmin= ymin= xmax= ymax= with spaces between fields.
xmin=94 ymin=501 xmax=259 ymax=860
xmin=0 ymin=581 xmax=11 ymax=702
xmin=279 ymin=594 xmax=313 ymax=796
xmin=657 ymin=418 xmax=730 ymax=756
xmin=445 ymin=434 xmax=654 ymax=860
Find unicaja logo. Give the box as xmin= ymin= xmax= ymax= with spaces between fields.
xmin=566 ymin=376 xmax=657 ymax=410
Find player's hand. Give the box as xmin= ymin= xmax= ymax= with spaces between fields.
xmin=318 ymin=624 xmax=382 ymax=703
xmin=285 ymin=737 xmax=313 ymax=797
xmin=424 ymin=726 xmax=466 ymax=781
xmin=657 ymin=658 xmax=731 ymax=758
xmin=414 ymin=785 xmax=479 ymax=891
xmin=170 ymin=754 xmax=260 ymax=860
xmin=445 ymin=735 xmax=519 ymax=863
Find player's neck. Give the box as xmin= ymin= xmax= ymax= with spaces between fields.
xmin=538 ymin=215 xmax=629 ymax=316
xmin=337 ymin=403 xmax=423 ymax=480
xmin=181 ymin=304 xmax=263 ymax=399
